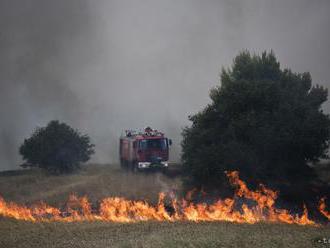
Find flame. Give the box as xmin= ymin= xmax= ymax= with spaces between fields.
xmin=0 ymin=171 xmax=327 ymax=225
xmin=319 ymin=197 xmax=330 ymax=221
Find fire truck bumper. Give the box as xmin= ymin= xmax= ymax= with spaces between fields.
xmin=138 ymin=161 xmax=169 ymax=169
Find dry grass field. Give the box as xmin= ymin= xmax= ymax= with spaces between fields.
xmin=0 ymin=164 xmax=182 ymax=206
xmin=0 ymin=164 xmax=329 ymax=248
xmin=1 ymin=218 xmax=329 ymax=248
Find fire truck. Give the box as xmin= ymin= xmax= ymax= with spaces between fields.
xmin=119 ymin=127 xmax=172 ymax=170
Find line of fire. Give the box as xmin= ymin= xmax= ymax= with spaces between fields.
xmin=0 ymin=170 xmax=329 ymax=225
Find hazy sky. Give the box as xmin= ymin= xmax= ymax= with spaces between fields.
xmin=0 ymin=0 xmax=329 ymax=170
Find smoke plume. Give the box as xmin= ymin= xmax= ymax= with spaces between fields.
xmin=0 ymin=0 xmax=329 ymax=170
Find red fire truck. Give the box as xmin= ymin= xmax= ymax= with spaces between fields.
xmin=119 ymin=127 xmax=172 ymax=170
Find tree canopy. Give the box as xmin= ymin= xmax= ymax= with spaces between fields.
xmin=19 ymin=120 xmax=95 ymax=174
xmin=182 ymin=51 xmax=330 ymax=188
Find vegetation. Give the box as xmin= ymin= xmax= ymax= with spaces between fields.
xmin=0 ymin=164 xmax=182 ymax=205
xmin=0 ymin=165 xmax=328 ymax=248
xmin=1 ymin=219 xmax=328 ymax=248
xmin=182 ymin=51 xmax=330 ymax=188
xmin=19 ymin=120 xmax=95 ymax=174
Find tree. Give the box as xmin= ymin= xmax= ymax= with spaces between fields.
xmin=182 ymin=51 xmax=330 ymax=188
xmin=19 ymin=120 xmax=95 ymax=174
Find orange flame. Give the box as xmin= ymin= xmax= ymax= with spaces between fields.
xmin=319 ymin=197 xmax=330 ymax=221
xmin=0 ymin=171 xmax=326 ymax=225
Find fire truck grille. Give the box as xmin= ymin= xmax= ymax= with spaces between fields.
xmin=147 ymin=155 xmax=163 ymax=164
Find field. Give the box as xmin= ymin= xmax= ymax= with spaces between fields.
xmin=0 ymin=164 xmax=329 ymax=248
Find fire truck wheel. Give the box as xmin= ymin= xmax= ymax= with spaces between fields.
xmin=161 ymin=167 xmax=168 ymax=174
xmin=132 ymin=162 xmax=139 ymax=173
xmin=120 ymin=159 xmax=130 ymax=171
xmin=133 ymin=162 xmax=141 ymax=172
xmin=120 ymin=159 xmax=125 ymax=168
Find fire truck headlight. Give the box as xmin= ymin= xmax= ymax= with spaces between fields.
xmin=161 ymin=162 xmax=168 ymax=167
xmin=138 ymin=162 xmax=150 ymax=168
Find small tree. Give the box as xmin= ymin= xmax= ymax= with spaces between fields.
xmin=182 ymin=51 xmax=330 ymax=188
xmin=19 ymin=120 xmax=95 ymax=174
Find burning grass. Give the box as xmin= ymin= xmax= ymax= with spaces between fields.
xmin=0 ymin=164 xmax=330 ymax=248
xmin=0 ymin=170 xmax=329 ymax=225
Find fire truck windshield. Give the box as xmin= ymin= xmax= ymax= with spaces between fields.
xmin=139 ymin=139 xmax=167 ymax=150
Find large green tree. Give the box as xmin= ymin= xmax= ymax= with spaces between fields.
xmin=19 ymin=120 xmax=95 ymax=174
xmin=182 ymin=51 xmax=330 ymax=188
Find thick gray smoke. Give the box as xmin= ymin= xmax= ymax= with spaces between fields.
xmin=1 ymin=0 xmax=329 ymax=170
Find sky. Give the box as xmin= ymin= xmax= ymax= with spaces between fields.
xmin=0 ymin=0 xmax=329 ymax=170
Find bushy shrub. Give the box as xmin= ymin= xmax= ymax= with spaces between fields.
xmin=19 ymin=120 xmax=95 ymax=174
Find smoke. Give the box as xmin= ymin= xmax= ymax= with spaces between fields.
xmin=0 ymin=0 xmax=329 ymax=170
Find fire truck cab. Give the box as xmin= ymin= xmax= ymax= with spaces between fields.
xmin=119 ymin=127 xmax=172 ymax=170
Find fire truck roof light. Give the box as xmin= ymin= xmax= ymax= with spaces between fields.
xmin=123 ymin=128 xmax=164 ymax=138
